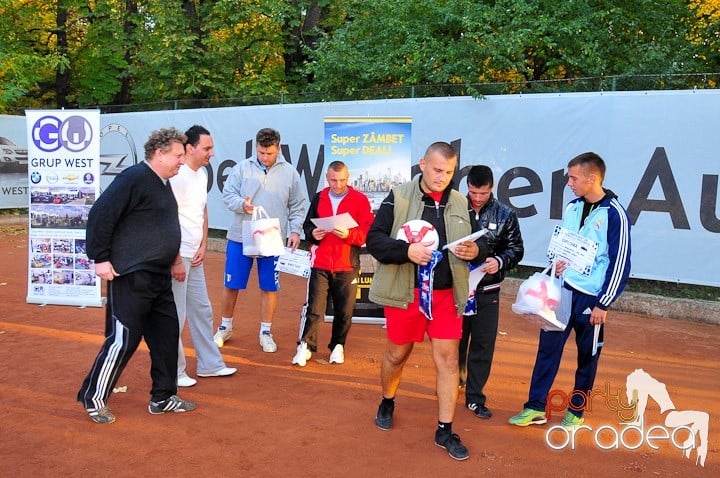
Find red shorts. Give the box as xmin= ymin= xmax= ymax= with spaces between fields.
xmin=384 ymin=288 xmax=461 ymax=344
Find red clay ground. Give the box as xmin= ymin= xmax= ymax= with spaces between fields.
xmin=0 ymin=222 xmax=718 ymax=477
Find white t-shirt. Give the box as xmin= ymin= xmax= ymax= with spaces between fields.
xmin=170 ymin=164 xmax=207 ymax=258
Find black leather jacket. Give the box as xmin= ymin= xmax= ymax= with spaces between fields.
xmin=469 ymin=193 xmax=524 ymax=290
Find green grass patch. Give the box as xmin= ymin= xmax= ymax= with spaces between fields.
xmin=0 ymin=208 xmax=27 ymax=216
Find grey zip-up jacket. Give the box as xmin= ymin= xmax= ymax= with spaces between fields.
xmin=222 ymin=155 xmax=308 ymax=243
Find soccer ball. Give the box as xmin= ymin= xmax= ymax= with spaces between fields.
xmin=396 ymin=219 xmax=440 ymax=250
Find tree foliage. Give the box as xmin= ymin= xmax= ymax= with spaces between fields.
xmin=306 ymin=0 xmax=717 ymax=93
xmin=0 ymin=1 xmax=66 ymax=109
xmin=0 ymin=0 xmax=718 ymax=113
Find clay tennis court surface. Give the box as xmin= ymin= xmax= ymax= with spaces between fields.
xmin=0 ymin=222 xmax=717 ymax=477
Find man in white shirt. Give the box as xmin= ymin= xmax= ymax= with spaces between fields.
xmin=170 ymin=125 xmax=236 ymax=387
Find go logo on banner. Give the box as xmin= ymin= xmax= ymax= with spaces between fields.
xmin=31 ymin=115 xmax=93 ymax=153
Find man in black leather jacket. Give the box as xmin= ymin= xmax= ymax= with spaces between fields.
xmin=459 ymin=165 xmax=524 ymax=419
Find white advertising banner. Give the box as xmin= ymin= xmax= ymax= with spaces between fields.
xmin=2 ymin=90 xmax=718 ymax=286
xmin=26 ymin=110 xmax=102 ymax=307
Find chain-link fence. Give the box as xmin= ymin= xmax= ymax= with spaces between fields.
xmin=91 ymin=73 xmax=720 ymax=114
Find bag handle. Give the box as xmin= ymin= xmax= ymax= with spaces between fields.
xmin=542 ymin=261 xmax=558 ymax=277
xmin=251 ymin=205 xmax=270 ymax=221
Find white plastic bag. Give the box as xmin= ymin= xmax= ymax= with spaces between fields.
xmin=511 ymin=263 xmax=566 ymax=331
xmin=242 ymin=206 xmax=286 ymax=257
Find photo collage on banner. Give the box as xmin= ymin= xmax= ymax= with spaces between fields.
xmin=323 ymin=117 xmax=412 ymax=322
xmin=26 ymin=110 xmax=102 ymax=307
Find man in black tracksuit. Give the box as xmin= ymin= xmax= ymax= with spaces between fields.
xmin=77 ymin=127 xmax=196 ymax=424
xmin=459 ymin=165 xmax=524 ymax=419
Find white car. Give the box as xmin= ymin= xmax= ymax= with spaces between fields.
xmin=0 ymin=136 xmax=28 ymax=173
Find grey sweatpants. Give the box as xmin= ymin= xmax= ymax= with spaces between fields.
xmin=172 ymin=258 xmax=227 ymax=377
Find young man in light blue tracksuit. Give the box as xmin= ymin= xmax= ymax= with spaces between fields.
xmin=510 ymin=152 xmax=631 ymax=429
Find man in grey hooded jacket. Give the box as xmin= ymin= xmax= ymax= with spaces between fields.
xmin=214 ymin=127 xmax=308 ymax=353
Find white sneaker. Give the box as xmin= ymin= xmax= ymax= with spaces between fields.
xmin=259 ymin=331 xmax=277 ymax=353
xmin=197 ymin=367 xmax=237 ymax=377
xmin=329 ymin=344 xmax=345 ymax=364
xmin=214 ymin=325 xmax=232 ymax=347
xmin=177 ymin=375 xmax=197 ymax=387
xmin=292 ymin=342 xmax=312 ymax=367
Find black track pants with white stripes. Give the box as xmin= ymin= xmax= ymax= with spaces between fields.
xmin=77 ymin=270 xmax=179 ymax=409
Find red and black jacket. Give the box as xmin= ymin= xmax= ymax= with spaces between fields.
xmin=302 ymin=186 xmax=374 ymax=272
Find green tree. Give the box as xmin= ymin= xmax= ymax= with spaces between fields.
xmin=1 ymin=0 xmax=719 ymax=113
xmin=305 ymin=0 xmax=481 ymax=95
xmin=72 ymin=1 xmax=137 ymax=106
xmin=277 ymin=0 xmax=349 ymax=92
xmin=197 ymin=0 xmax=286 ymax=99
xmin=306 ymin=0 xmax=716 ymax=94
xmin=690 ymin=0 xmax=720 ymax=76
xmin=1 ymin=0 xmax=295 ymax=109
xmin=0 ymin=1 xmax=67 ymax=111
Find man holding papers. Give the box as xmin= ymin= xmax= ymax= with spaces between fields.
xmin=509 ymin=152 xmax=631 ymax=429
xmin=292 ymin=161 xmax=374 ymax=366
xmin=459 ymin=165 xmax=524 ymax=420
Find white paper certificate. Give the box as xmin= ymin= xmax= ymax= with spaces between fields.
xmin=275 ymin=247 xmax=312 ymax=278
xmin=310 ymin=212 xmax=359 ymax=231
xmin=444 ymin=228 xmax=489 ymax=255
xmin=468 ymin=266 xmax=487 ymax=292
xmin=547 ymin=225 xmax=599 ymax=276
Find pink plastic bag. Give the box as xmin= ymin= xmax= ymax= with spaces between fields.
xmin=242 ymin=206 xmax=286 ymax=257
xmin=511 ymin=263 xmax=566 ymax=331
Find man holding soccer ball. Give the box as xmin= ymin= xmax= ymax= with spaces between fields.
xmin=366 ymin=141 xmax=489 ymax=461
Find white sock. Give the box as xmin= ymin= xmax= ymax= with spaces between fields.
xmin=221 ymin=317 xmax=233 ymax=328
xmin=260 ymin=322 xmax=272 ymax=334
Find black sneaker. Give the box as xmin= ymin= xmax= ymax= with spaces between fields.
xmin=374 ymin=400 xmax=394 ymax=430
xmin=435 ymin=431 xmax=469 ymax=461
xmin=148 ymin=395 xmax=196 ymax=415
xmin=467 ymin=402 xmax=492 ymax=419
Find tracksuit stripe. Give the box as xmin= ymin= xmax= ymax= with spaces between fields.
xmin=297 ymin=246 xmax=316 ymax=342
xmin=89 ymin=317 xmax=128 ymax=409
xmin=599 ymin=199 xmax=630 ymax=307
xmin=606 ymin=200 xmax=629 ymax=301
xmin=298 ymin=281 xmax=311 ymax=342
